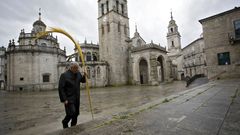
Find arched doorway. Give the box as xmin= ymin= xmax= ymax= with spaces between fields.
xmin=139 ymin=59 xmax=148 ymax=84
xmin=181 ymin=73 xmax=185 ymax=80
xmin=157 ymin=56 xmax=164 ymax=82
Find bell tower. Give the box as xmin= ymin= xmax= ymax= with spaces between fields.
xmin=98 ymin=0 xmax=130 ymax=85
xmin=167 ymin=11 xmax=181 ymax=54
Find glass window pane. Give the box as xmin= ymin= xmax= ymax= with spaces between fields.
xmin=43 ymin=75 xmax=50 ymax=82
xmin=86 ymin=52 xmax=91 ymax=61
xmin=234 ymin=20 xmax=240 ymax=38
xmin=218 ymin=52 xmax=230 ymax=65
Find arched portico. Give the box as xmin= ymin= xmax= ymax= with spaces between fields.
xmin=157 ymin=55 xmax=165 ymax=82
xmin=139 ymin=58 xmax=148 ymax=84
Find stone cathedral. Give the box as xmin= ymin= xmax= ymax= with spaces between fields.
xmin=6 ymin=0 xmax=182 ymax=91
xmin=6 ymin=12 xmax=66 ymax=91
xmin=75 ymin=0 xmax=181 ymax=87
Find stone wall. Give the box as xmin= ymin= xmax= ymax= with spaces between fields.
xmin=182 ymin=38 xmax=206 ymax=78
xmin=79 ymin=61 xmax=108 ymax=88
xmin=200 ymin=8 xmax=240 ymax=79
xmin=6 ymin=45 xmax=66 ymax=91
xmin=98 ymin=0 xmax=130 ymax=86
xmin=131 ymin=47 xmax=170 ymax=85
xmin=0 ymin=47 xmax=6 ymax=89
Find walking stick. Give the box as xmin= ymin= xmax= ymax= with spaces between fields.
xmin=35 ymin=27 xmax=94 ymax=120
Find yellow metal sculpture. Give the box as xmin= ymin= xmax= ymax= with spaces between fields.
xmin=36 ymin=27 xmax=94 ymax=119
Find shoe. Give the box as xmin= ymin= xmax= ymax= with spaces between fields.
xmin=62 ymin=120 xmax=68 ymax=129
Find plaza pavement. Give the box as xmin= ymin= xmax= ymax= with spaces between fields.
xmin=58 ymin=79 xmax=240 ymax=135
xmin=0 ymin=79 xmax=199 ymax=135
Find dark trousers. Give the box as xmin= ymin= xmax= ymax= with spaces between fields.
xmin=62 ymin=101 xmax=80 ymax=127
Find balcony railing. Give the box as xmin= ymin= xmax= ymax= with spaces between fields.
xmin=6 ymin=45 xmax=65 ymax=55
xmin=228 ymin=32 xmax=240 ymax=45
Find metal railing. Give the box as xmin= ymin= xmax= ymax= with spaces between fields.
xmin=186 ymin=74 xmax=204 ymax=87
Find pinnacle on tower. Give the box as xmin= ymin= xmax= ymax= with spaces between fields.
xmin=135 ymin=23 xmax=138 ymax=32
xmin=39 ymin=8 xmax=41 ymax=20
xmin=134 ymin=23 xmax=140 ymax=37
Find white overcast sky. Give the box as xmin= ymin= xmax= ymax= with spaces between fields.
xmin=0 ymin=0 xmax=239 ymax=54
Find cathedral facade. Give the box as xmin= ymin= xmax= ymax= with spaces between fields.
xmin=6 ymin=0 xmax=184 ymax=90
xmin=6 ymin=14 xmax=66 ymax=91
xmin=5 ymin=1 xmax=239 ymax=91
xmin=73 ymin=0 xmax=177 ymax=87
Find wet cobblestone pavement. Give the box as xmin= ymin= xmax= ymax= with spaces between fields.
xmin=59 ymin=79 xmax=240 ymax=135
xmin=0 ymin=79 xmax=206 ymax=135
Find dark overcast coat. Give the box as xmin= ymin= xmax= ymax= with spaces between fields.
xmin=58 ymin=70 xmax=86 ymax=103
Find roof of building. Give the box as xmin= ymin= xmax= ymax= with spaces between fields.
xmin=182 ymin=37 xmax=203 ymax=50
xmin=199 ymin=7 xmax=240 ymax=23
xmin=80 ymin=43 xmax=99 ymax=48
xmin=74 ymin=42 xmax=99 ymax=50
xmin=132 ymin=42 xmax=167 ymax=53
xmin=0 ymin=46 xmax=6 ymax=51
xmin=33 ymin=20 xmax=46 ymax=27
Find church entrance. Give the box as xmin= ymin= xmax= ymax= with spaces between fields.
xmin=157 ymin=56 xmax=164 ymax=82
xmin=139 ymin=59 xmax=148 ymax=84
xmin=181 ymin=73 xmax=185 ymax=80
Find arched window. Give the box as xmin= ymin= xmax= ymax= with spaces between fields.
xmin=86 ymin=52 xmax=92 ymax=61
xmin=87 ymin=67 xmax=91 ymax=79
xmin=101 ymin=4 xmax=104 ymax=15
xmin=118 ymin=22 xmax=121 ymax=32
xmin=170 ymin=28 xmax=173 ymax=33
xmin=97 ymin=66 xmax=101 ymax=77
xmin=116 ymin=1 xmax=119 ymax=13
xmin=102 ymin=24 xmax=104 ymax=35
xmin=121 ymin=4 xmax=124 ymax=15
xmin=124 ymin=25 xmax=127 ymax=35
xmin=93 ymin=53 xmax=97 ymax=61
xmin=106 ymin=1 xmax=109 ymax=12
xmin=107 ymin=22 xmax=110 ymax=32
xmin=172 ymin=41 xmax=174 ymax=47
xmin=92 ymin=68 xmax=96 ymax=78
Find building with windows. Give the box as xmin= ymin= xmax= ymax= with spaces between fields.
xmin=5 ymin=0 xmax=178 ymax=90
xmin=7 ymin=2 xmax=240 ymax=90
xmin=73 ymin=40 xmax=108 ymax=87
xmin=130 ymin=28 xmax=172 ymax=85
xmin=72 ymin=0 xmax=175 ymax=87
xmin=6 ymin=13 xmax=66 ymax=91
xmin=73 ymin=0 xmax=175 ymax=87
xmin=199 ymin=7 xmax=240 ymax=79
xmin=182 ymin=37 xmax=207 ymax=78
xmin=0 ymin=46 xmax=6 ymax=89
xmin=74 ymin=40 xmax=99 ymax=62
xmin=161 ymin=11 xmax=184 ymax=81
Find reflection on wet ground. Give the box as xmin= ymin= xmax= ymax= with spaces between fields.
xmin=0 ymin=78 xmax=208 ymax=135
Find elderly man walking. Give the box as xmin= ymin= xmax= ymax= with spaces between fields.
xmin=58 ymin=62 xmax=86 ymax=128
